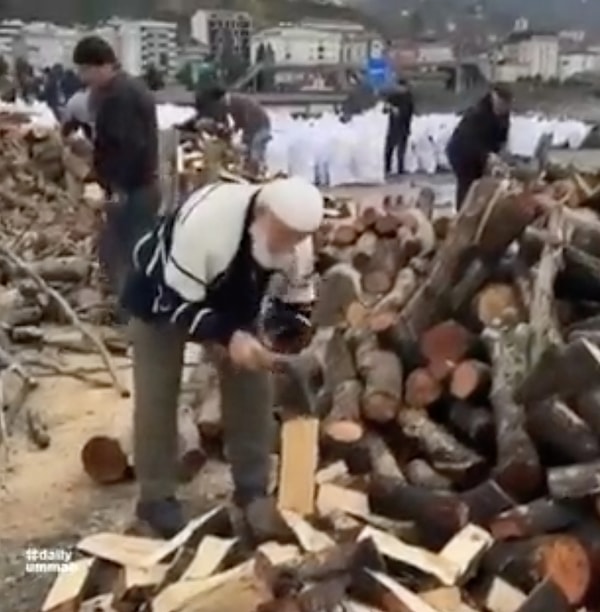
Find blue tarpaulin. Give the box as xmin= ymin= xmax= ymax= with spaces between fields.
xmin=365 ymin=56 xmax=393 ymax=90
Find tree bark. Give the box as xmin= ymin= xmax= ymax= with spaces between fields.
xmin=547 ymin=460 xmax=600 ymax=500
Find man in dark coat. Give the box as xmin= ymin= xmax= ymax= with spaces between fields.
xmin=383 ymin=78 xmax=414 ymax=176
xmin=72 ymin=36 xmax=161 ymax=304
xmin=446 ymin=84 xmax=512 ymax=209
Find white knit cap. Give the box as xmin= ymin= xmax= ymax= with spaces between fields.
xmin=257 ymin=177 xmax=324 ymax=232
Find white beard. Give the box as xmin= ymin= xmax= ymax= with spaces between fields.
xmin=250 ymin=224 xmax=291 ymax=271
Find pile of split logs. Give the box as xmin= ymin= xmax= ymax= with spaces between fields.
xmin=64 ymin=170 xmax=600 ymax=611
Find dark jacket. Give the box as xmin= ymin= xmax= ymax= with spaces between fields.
xmin=446 ymin=93 xmax=509 ymax=175
xmin=385 ymin=86 xmax=414 ymax=131
xmin=93 ymin=72 xmax=158 ymax=192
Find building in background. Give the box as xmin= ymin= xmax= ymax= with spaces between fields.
xmin=560 ymin=51 xmax=600 ymax=81
xmin=104 ymin=19 xmax=178 ymax=76
xmin=0 ymin=20 xmax=24 ymax=58
xmin=496 ymin=30 xmax=560 ymax=81
xmin=190 ymin=9 xmax=252 ymax=62
xmin=14 ymin=22 xmax=80 ymax=69
xmin=251 ymin=19 xmax=381 ymax=66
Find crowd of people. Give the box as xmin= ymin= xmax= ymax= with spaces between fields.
xmin=57 ymin=30 xmax=519 ymax=540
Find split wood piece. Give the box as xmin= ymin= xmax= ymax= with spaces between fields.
xmin=396 ymin=408 xmax=485 ymax=485
xmin=460 ymin=479 xmax=516 ymax=527
xmin=140 ymin=505 xmax=232 ymax=568
xmin=312 ymin=263 xmax=363 ymax=328
xmin=489 ymin=499 xmax=582 ymax=540
xmin=439 ymin=523 xmax=494 ymax=586
xmin=277 ymin=417 xmax=319 ymax=517
xmin=482 ymin=536 xmax=591 ymax=606
xmin=515 ymin=338 xmax=600 ymax=406
xmin=529 ymin=205 xmax=564 ymax=364
xmin=420 ymin=587 xmax=463 ymax=612
xmin=42 ymin=558 xmax=95 ymax=612
xmin=482 ymin=577 xmax=527 ymax=612
xmin=280 ymin=510 xmax=334 ymax=553
xmin=514 ymin=579 xmax=571 ymax=612
xmin=352 ymin=569 xmax=439 ymax=612
xmin=77 ymin=533 xmax=166 ymax=567
xmin=571 ymin=389 xmax=600 ymax=437
xmin=420 ymin=320 xmax=475 ymax=381
xmin=0 ymin=243 xmax=128 ymax=397
xmin=315 ymin=461 xmax=348 ymax=486
xmin=254 ymin=542 xmax=302 ymax=591
xmin=446 ymin=402 xmax=495 ymax=452
xmin=368 ymin=476 xmax=469 ymax=546
xmin=151 ymin=561 xmax=265 ymax=612
xmin=474 ymin=283 xmax=523 ymax=328
xmin=180 ymin=536 xmax=238 ymax=581
xmin=450 ymin=360 xmax=491 ymax=402
xmin=361 ymin=238 xmax=404 ymax=295
xmin=112 ymin=564 xmax=168 ymax=608
xmin=526 ymin=400 xmax=600 ymax=464
xmin=547 ymin=460 xmax=600 ymax=499
xmin=396 ymin=179 xmax=536 ymax=340
xmin=358 ymin=526 xmax=459 ymax=586
xmin=405 ymin=368 xmax=442 ymax=409
xmin=484 ymin=323 xmax=542 ymax=500
xmin=404 ymin=459 xmax=452 ymax=491
xmin=353 ymin=330 xmax=402 ymax=423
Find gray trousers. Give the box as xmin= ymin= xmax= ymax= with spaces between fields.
xmin=98 ymin=182 xmax=161 ymax=298
xmin=131 ymin=317 xmax=274 ymax=505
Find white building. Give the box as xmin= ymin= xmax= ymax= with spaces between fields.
xmin=190 ymin=10 xmax=252 ymax=62
xmin=16 ymin=22 xmax=81 ymax=69
xmin=500 ymin=31 xmax=560 ymax=81
xmin=560 ymin=51 xmax=600 ymax=81
xmin=0 ymin=20 xmax=24 ymax=58
xmin=415 ymin=41 xmax=454 ymax=65
xmin=96 ymin=19 xmax=177 ymax=76
xmin=251 ymin=20 xmax=382 ymax=66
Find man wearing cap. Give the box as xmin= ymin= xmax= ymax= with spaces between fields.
xmin=446 ymin=83 xmax=512 ymax=209
xmin=122 ymin=176 xmax=323 ymax=539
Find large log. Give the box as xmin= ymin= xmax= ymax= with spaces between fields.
xmin=396 ymin=408 xmax=486 ymax=485
xmin=352 ymin=330 xmax=402 ymax=423
xmin=450 ymin=360 xmax=491 ymax=402
xmin=361 ymin=238 xmax=403 ymax=295
xmin=368 ymin=475 xmax=469 ymax=547
xmin=547 ymin=460 xmax=600 ymax=499
xmin=489 ymin=498 xmax=582 ymax=540
xmin=514 ymin=580 xmax=571 ymax=612
xmin=526 ymin=399 xmax=600 ymax=463
xmin=395 ymin=179 xmax=538 ymax=340
xmin=481 ymin=536 xmax=591 ymax=606
xmin=460 ymin=480 xmax=516 ymax=526
xmin=420 ymin=320 xmax=476 ymax=378
xmin=570 ymin=389 xmax=600 ymax=437
xmin=311 ymin=263 xmax=363 ymax=328
xmin=446 ymin=402 xmax=495 ymax=453
xmin=404 ymin=368 xmax=442 ymax=409
xmin=484 ymin=323 xmax=542 ymax=500
xmin=404 ymin=459 xmax=452 ymax=491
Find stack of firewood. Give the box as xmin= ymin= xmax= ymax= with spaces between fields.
xmin=59 ymin=172 xmax=600 ymax=610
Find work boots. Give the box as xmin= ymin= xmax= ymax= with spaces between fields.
xmin=135 ymin=497 xmax=185 ymax=539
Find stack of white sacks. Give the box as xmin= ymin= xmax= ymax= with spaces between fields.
xmin=2 ymin=99 xmax=591 ymax=187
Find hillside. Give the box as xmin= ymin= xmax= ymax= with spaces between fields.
xmin=0 ymin=0 xmax=377 ymax=30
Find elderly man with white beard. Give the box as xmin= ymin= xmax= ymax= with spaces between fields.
xmin=121 ymin=177 xmax=324 ymax=540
